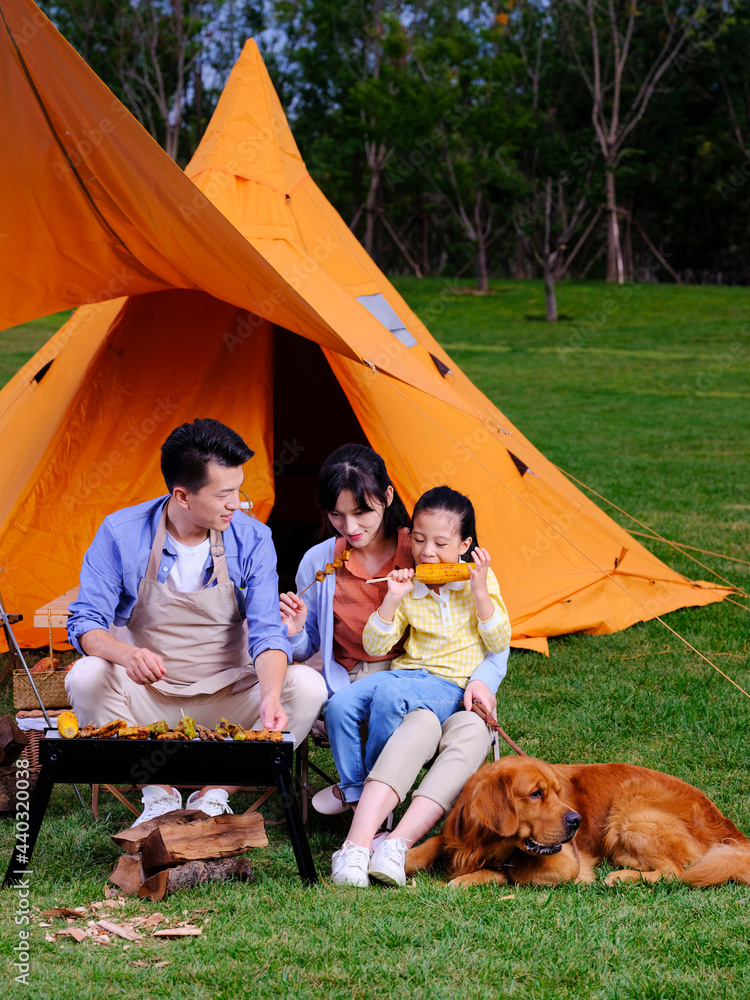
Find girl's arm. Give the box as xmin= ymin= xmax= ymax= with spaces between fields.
xmin=362 ymin=569 xmax=413 ymax=656
xmin=471 ymin=557 xmax=511 ymax=653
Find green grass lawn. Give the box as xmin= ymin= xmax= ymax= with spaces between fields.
xmin=1 ymin=280 xmax=749 ymax=999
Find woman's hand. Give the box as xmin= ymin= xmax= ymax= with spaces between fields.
xmin=279 ymin=592 xmax=307 ymax=636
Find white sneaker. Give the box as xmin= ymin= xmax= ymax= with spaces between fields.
xmin=331 ymin=840 xmax=371 ymax=887
xmin=185 ymin=789 xmax=233 ymax=817
xmin=368 ymin=837 xmax=409 ymax=887
xmin=133 ymin=786 xmax=183 ymax=826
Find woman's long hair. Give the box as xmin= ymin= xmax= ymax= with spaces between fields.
xmin=316 ymin=443 xmax=409 ymax=539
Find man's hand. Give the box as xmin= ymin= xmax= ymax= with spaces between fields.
xmin=253 ymin=649 xmax=288 ymax=731
xmin=279 ymin=592 xmax=307 ymax=637
xmin=123 ymin=647 xmax=167 ymax=686
xmin=259 ymin=694 xmax=288 ymax=731
xmin=463 ymin=679 xmax=496 ymax=715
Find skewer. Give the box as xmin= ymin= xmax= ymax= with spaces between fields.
xmin=295 ymin=549 xmax=352 ymax=598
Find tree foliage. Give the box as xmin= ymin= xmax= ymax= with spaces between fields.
xmin=41 ymin=0 xmax=750 ymax=290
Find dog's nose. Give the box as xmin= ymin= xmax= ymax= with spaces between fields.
xmin=565 ymin=811 xmax=581 ymax=833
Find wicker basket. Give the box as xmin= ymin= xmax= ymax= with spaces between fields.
xmin=25 ymin=729 xmax=42 ymax=771
xmin=13 ymin=669 xmax=71 ymax=710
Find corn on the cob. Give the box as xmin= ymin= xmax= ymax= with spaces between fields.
xmin=415 ymin=562 xmax=474 ymax=585
xmin=57 ymin=710 xmax=79 ymax=739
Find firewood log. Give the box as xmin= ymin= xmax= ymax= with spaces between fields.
xmin=137 ymin=857 xmax=255 ymax=901
xmin=0 ymin=714 xmax=29 ymax=766
xmin=140 ymin=812 xmax=267 ymax=869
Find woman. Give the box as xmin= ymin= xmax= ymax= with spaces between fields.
xmin=280 ymin=444 xmax=509 ymax=886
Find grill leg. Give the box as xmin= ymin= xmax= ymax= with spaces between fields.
xmin=4 ymin=761 xmax=57 ymax=887
xmin=271 ymin=752 xmax=318 ymax=885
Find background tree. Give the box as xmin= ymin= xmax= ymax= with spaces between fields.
xmin=564 ymin=0 xmax=705 ymax=282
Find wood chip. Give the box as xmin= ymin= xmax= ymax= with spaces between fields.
xmin=96 ymin=919 xmax=144 ymax=941
xmin=131 ymin=960 xmax=171 ymax=968
xmin=50 ymin=928 xmax=88 ymax=943
xmin=153 ymin=926 xmax=202 ymax=937
xmin=142 ymin=912 xmax=166 ymax=928
xmin=39 ymin=907 xmax=86 ymax=919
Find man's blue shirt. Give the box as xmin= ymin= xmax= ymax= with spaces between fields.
xmin=67 ymin=495 xmax=292 ymax=663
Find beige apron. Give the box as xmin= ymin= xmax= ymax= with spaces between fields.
xmin=125 ymin=505 xmax=252 ymax=697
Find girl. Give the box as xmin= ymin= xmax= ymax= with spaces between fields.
xmin=323 ymin=486 xmax=511 ymax=884
xmin=280 ymin=447 xmax=509 ymax=887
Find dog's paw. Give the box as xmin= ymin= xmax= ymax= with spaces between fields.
xmin=604 ymin=869 xmax=642 ymax=886
xmin=447 ymin=870 xmax=508 ymax=888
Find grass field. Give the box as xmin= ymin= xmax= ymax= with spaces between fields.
xmin=1 ymin=280 xmax=749 ymax=999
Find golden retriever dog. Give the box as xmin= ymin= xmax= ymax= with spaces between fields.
xmin=405 ymin=755 xmax=750 ymax=887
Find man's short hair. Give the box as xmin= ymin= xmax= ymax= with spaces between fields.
xmin=160 ymin=418 xmax=253 ymax=493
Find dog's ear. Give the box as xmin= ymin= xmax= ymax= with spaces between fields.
xmin=466 ymin=772 xmax=519 ymax=839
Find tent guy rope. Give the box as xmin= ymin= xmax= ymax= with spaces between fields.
xmin=360 ymin=361 xmax=750 ymax=701
xmin=553 ymin=465 xmax=750 ymax=599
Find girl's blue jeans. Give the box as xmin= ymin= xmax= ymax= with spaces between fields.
xmin=324 ymin=668 xmax=464 ymax=803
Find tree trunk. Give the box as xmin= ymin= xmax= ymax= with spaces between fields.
xmin=364 ymin=167 xmax=381 ymax=259
xmin=623 ymin=205 xmax=634 ymax=282
xmin=544 ymin=262 xmax=558 ymax=322
xmin=476 ymin=235 xmax=489 ymax=293
xmin=605 ymin=168 xmax=624 ymax=284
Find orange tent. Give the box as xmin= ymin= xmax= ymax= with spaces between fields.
xmin=0 ymin=0 xmax=731 ymax=651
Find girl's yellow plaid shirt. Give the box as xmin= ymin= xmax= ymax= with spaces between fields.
xmin=363 ymin=568 xmax=511 ymax=688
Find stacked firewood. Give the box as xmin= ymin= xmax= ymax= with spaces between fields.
xmin=109 ymin=808 xmax=268 ymax=901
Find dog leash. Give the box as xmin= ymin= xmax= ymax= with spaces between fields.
xmin=471 ymin=701 xmax=527 ymax=757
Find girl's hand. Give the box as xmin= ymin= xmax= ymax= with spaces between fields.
xmin=279 ymin=592 xmax=307 ymax=636
xmin=378 ymin=568 xmax=414 ymax=622
xmin=386 ymin=567 xmax=415 ymax=601
xmin=463 ymin=679 xmax=497 ymax=715
xmin=468 ymin=547 xmax=491 ymax=597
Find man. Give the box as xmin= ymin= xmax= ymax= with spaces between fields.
xmin=66 ymin=418 xmax=326 ymax=824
